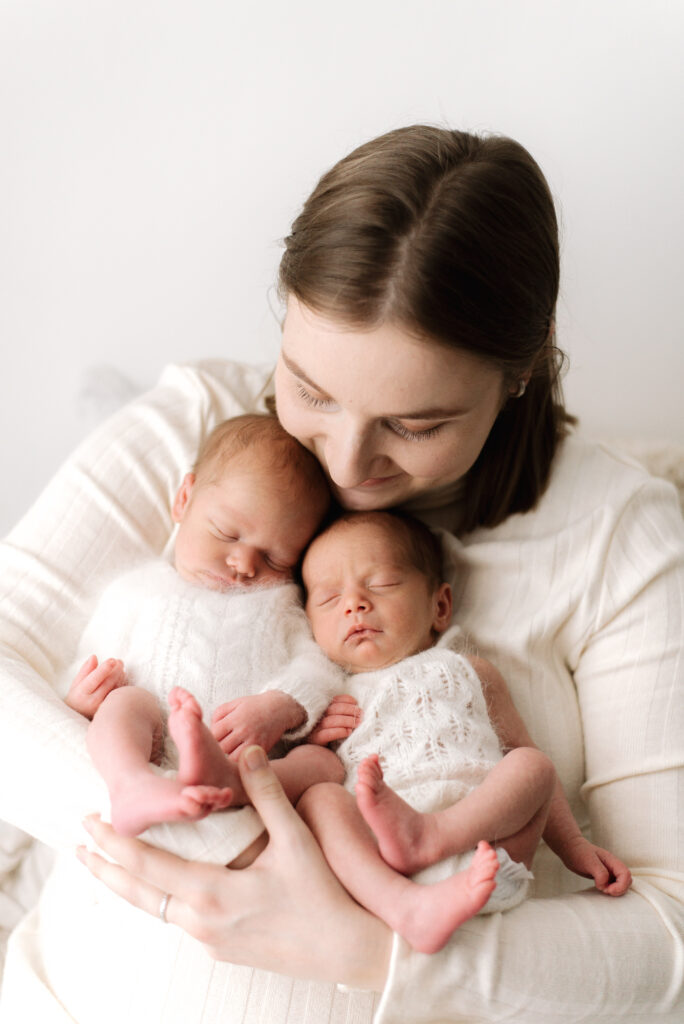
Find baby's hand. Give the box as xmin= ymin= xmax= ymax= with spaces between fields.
xmin=65 ymin=655 xmax=126 ymax=719
xmin=307 ymin=695 xmax=362 ymax=746
xmin=211 ymin=691 xmax=304 ymax=760
xmin=562 ymin=836 xmax=632 ymax=896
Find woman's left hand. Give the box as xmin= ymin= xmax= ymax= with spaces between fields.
xmin=78 ymin=745 xmax=392 ymax=989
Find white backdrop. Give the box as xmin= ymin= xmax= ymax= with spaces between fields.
xmin=2 ymin=0 xmax=683 ymax=536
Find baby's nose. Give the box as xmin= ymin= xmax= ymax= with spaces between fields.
xmin=228 ymin=544 xmax=258 ymax=578
xmin=344 ymin=591 xmax=370 ymax=614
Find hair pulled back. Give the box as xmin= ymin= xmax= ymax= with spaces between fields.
xmin=279 ymin=125 xmax=574 ymax=532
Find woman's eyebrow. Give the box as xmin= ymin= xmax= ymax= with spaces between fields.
xmin=395 ymin=406 xmax=465 ymax=420
xmin=282 ymin=349 xmax=465 ymax=420
xmin=281 ymin=352 xmax=333 ymax=399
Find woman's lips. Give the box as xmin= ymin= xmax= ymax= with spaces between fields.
xmin=357 ymin=474 xmax=403 ymax=488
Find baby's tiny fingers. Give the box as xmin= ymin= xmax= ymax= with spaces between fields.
xmin=308 ymin=726 xmax=353 ymax=745
xmin=73 ymin=655 xmax=98 ymax=685
xmin=321 ymin=713 xmax=359 ymax=730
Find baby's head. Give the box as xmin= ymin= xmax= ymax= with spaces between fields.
xmin=301 ymin=511 xmax=452 ymax=673
xmin=172 ymin=414 xmax=330 ymax=589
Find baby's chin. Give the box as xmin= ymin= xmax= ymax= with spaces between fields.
xmin=338 ymin=637 xmax=434 ymax=674
xmin=341 ymin=649 xmax=409 ymax=675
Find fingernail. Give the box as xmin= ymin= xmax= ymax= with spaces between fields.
xmin=244 ymin=745 xmax=267 ymax=770
xmin=75 ymin=846 xmax=87 ymax=863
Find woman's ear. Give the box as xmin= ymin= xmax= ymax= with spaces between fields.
xmin=172 ymin=473 xmax=196 ymax=523
xmin=431 ymin=582 xmax=453 ymax=634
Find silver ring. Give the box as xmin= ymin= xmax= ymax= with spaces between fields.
xmin=158 ymin=892 xmax=171 ymax=923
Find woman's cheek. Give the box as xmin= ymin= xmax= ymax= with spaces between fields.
xmin=274 ymin=393 xmax=313 ymax=447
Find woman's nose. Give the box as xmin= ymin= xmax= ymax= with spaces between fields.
xmin=227 ymin=544 xmax=258 ymax=578
xmin=323 ymin=425 xmax=384 ymax=489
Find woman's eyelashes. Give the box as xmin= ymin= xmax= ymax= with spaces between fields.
xmin=387 ymin=420 xmax=443 ymax=441
xmin=295 ymin=382 xmax=332 ymax=409
xmin=295 ymin=379 xmax=445 ymax=442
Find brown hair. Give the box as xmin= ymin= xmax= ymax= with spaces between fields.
xmin=305 ymin=510 xmax=445 ymax=592
xmin=279 ymin=125 xmax=574 ymax=533
xmin=195 ymin=413 xmax=330 ymax=516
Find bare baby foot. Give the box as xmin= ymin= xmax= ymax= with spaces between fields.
xmin=356 ymin=754 xmax=441 ymax=874
xmin=393 ymin=840 xmax=500 ymax=954
xmin=106 ymin=688 xmax=246 ymax=836
xmin=168 ymin=687 xmax=246 ymax=801
xmin=109 ymin=774 xmax=235 ymax=837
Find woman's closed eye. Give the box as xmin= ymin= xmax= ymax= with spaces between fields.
xmin=294 ymin=374 xmax=447 ymax=440
xmin=386 ymin=419 xmax=444 ymax=442
xmin=295 ymin=382 xmax=333 ymax=409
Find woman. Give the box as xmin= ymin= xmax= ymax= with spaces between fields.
xmin=1 ymin=126 xmax=682 ymax=1023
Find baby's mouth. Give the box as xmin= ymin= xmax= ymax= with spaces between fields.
xmin=344 ymin=624 xmax=381 ymax=643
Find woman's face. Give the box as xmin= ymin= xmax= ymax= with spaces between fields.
xmin=275 ymin=296 xmax=508 ymax=510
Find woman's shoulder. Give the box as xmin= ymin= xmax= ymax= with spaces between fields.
xmin=155 ymin=359 xmax=276 ymax=422
xmin=487 ymin=432 xmax=681 ymax=540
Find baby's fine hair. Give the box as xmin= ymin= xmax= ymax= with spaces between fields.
xmin=194 ymin=413 xmax=330 ymax=511
xmin=316 ymin=510 xmax=445 ymax=590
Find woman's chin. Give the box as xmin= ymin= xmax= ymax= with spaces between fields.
xmin=332 ymin=479 xmax=411 ymax=511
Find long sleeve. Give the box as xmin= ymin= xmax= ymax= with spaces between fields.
xmin=0 ymin=360 xmax=274 ymax=864
xmin=376 ymin=441 xmax=684 ymax=1022
xmin=263 ymin=595 xmax=347 ymax=740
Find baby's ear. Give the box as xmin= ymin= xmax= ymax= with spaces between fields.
xmin=431 ymin=582 xmax=453 ymax=634
xmin=172 ymin=473 xmax=196 ymax=523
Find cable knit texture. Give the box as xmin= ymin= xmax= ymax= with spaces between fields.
xmin=66 ymin=561 xmax=343 ymax=751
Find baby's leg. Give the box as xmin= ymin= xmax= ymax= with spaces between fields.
xmin=88 ymin=686 xmax=235 ymax=836
xmin=270 ymin=744 xmax=345 ymax=803
xmin=357 ymin=747 xmax=555 ymax=874
xmin=170 ymin=692 xmax=344 ymax=805
xmin=298 ymin=782 xmax=499 ymax=955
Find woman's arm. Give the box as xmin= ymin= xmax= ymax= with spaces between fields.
xmin=79 ymin=479 xmax=684 ymax=1022
xmin=474 ymin=655 xmax=631 ymax=894
xmin=0 ymin=361 xmax=272 ymax=863
xmin=375 ymin=478 xmax=684 ymax=1022
xmin=79 ymin=744 xmax=393 ymax=991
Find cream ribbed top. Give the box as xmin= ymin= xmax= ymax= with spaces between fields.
xmin=0 ymin=361 xmax=682 ymax=1024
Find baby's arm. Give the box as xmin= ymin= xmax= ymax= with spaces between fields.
xmin=65 ymin=654 xmax=126 ymax=719
xmin=211 ymin=689 xmax=307 ymax=759
xmin=473 ymin=655 xmax=632 ymax=895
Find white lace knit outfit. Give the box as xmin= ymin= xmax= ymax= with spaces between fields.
xmin=338 ymin=630 xmax=532 ymax=911
xmin=68 ymin=559 xmax=342 ymax=758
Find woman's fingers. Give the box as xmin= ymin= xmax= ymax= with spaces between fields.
xmin=76 ymin=842 xmax=179 ymax=921
xmin=238 ymin=745 xmax=310 ymax=840
xmin=80 ymin=815 xmax=213 ymax=907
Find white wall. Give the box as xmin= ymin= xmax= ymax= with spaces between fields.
xmin=2 ymin=0 xmax=683 ymax=535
